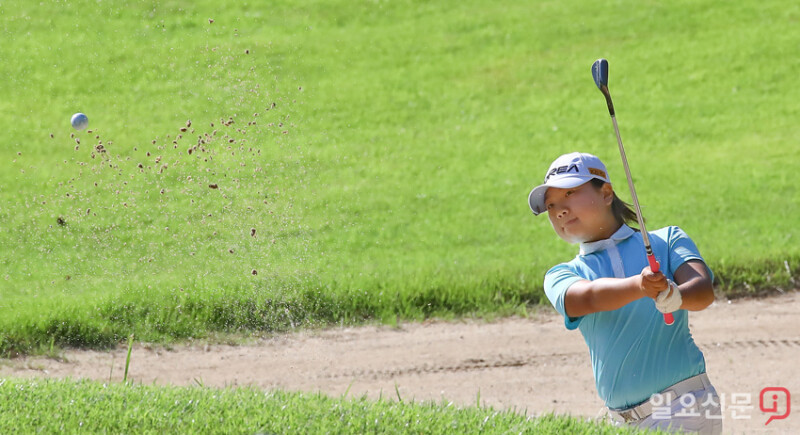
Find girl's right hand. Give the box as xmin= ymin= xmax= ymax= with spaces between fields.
xmin=639 ymin=267 xmax=668 ymax=299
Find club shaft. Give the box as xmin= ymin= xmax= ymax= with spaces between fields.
xmin=597 ymin=62 xmax=673 ymax=325
xmin=612 ymin=115 xmax=673 ymax=324
xmin=610 ymin=115 xmax=651 ymax=250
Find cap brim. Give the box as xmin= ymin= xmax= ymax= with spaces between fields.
xmin=528 ymin=176 xmax=593 ymax=215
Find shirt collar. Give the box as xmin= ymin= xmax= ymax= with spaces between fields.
xmin=579 ymin=224 xmax=635 ymax=255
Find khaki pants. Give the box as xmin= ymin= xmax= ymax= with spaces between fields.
xmin=609 ymin=373 xmax=723 ymax=434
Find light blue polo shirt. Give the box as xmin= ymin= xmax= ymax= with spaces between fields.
xmin=543 ymin=225 xmax=713 ymax=410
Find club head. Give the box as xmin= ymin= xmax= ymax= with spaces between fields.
xmin=591 ymin=58 xmax=609 ymax=89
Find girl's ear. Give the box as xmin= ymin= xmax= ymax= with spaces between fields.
xmin=601 ymin=183 xmax=615 ymax=206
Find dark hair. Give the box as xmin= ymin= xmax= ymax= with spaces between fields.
xmin=589 ymin=178 xmax=640 ymax=229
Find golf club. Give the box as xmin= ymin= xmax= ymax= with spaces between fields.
xmin=591 ymin=58 xmax=675 ymax=326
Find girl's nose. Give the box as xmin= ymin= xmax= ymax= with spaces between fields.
xmin=557 ymin=208 xmax=569 ymax=219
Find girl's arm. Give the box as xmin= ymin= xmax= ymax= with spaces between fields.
xmin=563 ymin=259 xmax=714 ymax=317
xmin=673 ymin=259 xmax=715 ymax=311
xmin=564 ymin=268 xmax=666 ymax=318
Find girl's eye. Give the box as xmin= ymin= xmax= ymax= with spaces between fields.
xmin=565 ymin=190 xmax=575 ymax=196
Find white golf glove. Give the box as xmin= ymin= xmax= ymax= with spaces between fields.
xmin=655 ymin=280 xmax=682 ymax=313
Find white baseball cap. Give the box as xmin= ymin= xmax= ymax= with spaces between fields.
xmin=528 ymin=152 xmax=611 ymax=215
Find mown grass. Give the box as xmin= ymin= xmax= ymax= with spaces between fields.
xmin=1 ymin=0 xmax=799 ymax=356
xmin=0 ymin=378 xmax=640 ymax=434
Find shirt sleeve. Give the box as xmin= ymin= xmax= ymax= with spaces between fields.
xmin=666 ymin=226 xmax=715 ymax=283
xmin=544 ymin=263 xmax=585 ymax=330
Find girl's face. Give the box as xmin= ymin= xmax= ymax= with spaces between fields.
xmin=544 ymin=182 xmax=618 ymax=243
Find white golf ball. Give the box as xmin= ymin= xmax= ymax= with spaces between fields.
xmin=71 ymin=113 xmax=89 ymax=130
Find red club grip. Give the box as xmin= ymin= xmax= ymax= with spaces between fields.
xmin=647 ymin=254 xmax=660 ymax=274
xmin=648 ymin=254 xmax=675 ymax=326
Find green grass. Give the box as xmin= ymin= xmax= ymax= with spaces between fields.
xmin=0 ymin=378 xmax=638 ymax=434
xmin=1 ymin=0 xmax=799 ymax=356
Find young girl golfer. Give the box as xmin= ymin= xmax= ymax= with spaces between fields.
xmin=529 ymin=152 xmax=721 ymax=434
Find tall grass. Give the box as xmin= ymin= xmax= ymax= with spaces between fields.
xmin=0 ymin=378 xmax=638 ymax=434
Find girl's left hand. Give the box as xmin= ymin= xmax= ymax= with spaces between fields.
xmin=655 ymin=280 xmax=683 ymax=313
